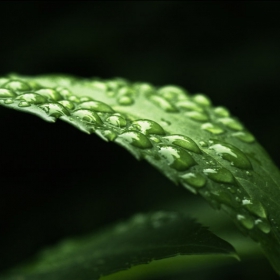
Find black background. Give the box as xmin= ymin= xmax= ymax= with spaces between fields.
xmin=0 ymin=2 xmax=279 ymax=279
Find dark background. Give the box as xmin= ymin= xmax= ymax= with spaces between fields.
xmin=0 ymin=2 xmax=279 ymax=279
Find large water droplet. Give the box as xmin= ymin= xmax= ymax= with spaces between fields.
xmin=245 ymin=201 xmax=267 ymax=219
xmin=35 ymin=88 xmax=62 ymax=101
xmin=3 ymin=80 xmax=31 ymax=92
xmin=39 ymin=103 xmax=70 ymax=118
xmin=192 ymin=94 xmax=211 ymax=107
xmin=162 ymin=134 xmax=201 ymax=154
xmin=232 ymin=131 xmax=255 ymax=143
xmin=131 ymin=120 xmax=165 ymax=135
xmin=203 ymin=167 xmax=234 ymax=184
xmin=217 ymin=117 xmax=244 ymax=131
xmin=58 ymin=100 xmax=75 ymax=110
xmin=180 ymin=172 xmax=206 ymax=188
xmin=117 ymin=95 xmax=134 ymax=106
xmin=118 ymin=131 xmax=152 ymax=149
xmin=237 ymin=214 xmax=254 ymax=229
xmin=72 ymin=109 xmax=103 ymax=125
xmin=201 ymin=123 xmax=224 ymax=134
xmin=213 ymin=107 xmax=230 ymax=117
xmin=106 ymin=114 xmax=127 ymax=127
xmin=79 ymin=100 xmax=114 ymax=113
xmin=255 ymin=219 xmax=271 ymax=234
xmin=0 ymin=88 xmax=16 ymax=99
xmin=209 ymin=140 xmax=252 ymax=169
xmin=16 ymin=93 xmax=46 ymax=104
xmin=158 ymin=145 xmax=196 ymax=171
xmin=176 ymin=100 xmax=204 ymax=112
xmin=149 ymin=95 xmax=178 ymax=112
xmin=185 ymin=111 xmax=209 ymax=122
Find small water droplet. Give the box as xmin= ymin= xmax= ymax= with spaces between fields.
xmin=35 ymin=88 xmax=62 ymax=101
xmin=213 ymin=107 xmax=230 ymax=117
xmin=131 ymin=119 xmax=165 ymax=135
xmin=102 ymin=130 xmax=118 ymax=141
xmin=3 ymin=80 xmax=31 ymax=92
xmin=157 ymin=85 xmax=188 ymax=101
xmin=106 ymin=114 xmax=127 ymax=127
xmin=217 ymin=117 xmax=244 ymax=131
xmin=79 ymin=100 xmax=114 ymax=113
xmin=16 ymin=93 xmax=46 ymax=104
xmin=72 ymin=109 xmax=103 ymax=125
xmin=158 ymin=145 xmax=196 ymax=171
xmin=255 ymin=219 xmax=271 ymax=233
xmin=149 ymin=95 xmax=178 ymax=112
xmin=79 ymin=96 xmax=93 ymax=102
xmin=162 ymin=134 xmax=201 ymax=154
xmin=149 ymin=136 xmax=161 ymax=143
xmin=180 ymin=172 xmax=206 ymax=188
xmin=242 ymin=199 xmax=252 ymax=205
xmin=203 ymin=167 xmax=234 ymax=184
xmin=117 ymin=95 xmax=134 ymax=106
xmin=245 ymin=201 xmax=267 ymax=219
xmin=91 ymin=81 xmax=107 ymax=91
xmin=0 ymin=88 xmax=16 ymax=99
xmin=18 ymin=101 xmax=30 ymax=107
xmin=232 ymin=131 xmax=255 ymax=143
xmin=201 ymin=123 xmax=224 ymax=134
xmin=185 ymin=111 xmax=209 ymax=122
xmin=68 ymin=95 xmax=80 ymax=103
xmin=4 ymin=98 xmax=13 ymax=104
xmin=209 ymin=140 xmax=252 ymax=169
xmin=118 ymin=87 xmax=133 ymax=96
xmin=40 ymin=103 xmax=70 ymax=118
xmin=176 ymin=100 xmax=204 ymax=112
xmin=237 ymin=214 xmax=254 ymax=229
xmin=58 ymin=100 xmax=75 ymax=110
xmin=192 ymin=94 xmax=211 ymax=106
xmin=117 ymin=130 xmax=152 ymax=149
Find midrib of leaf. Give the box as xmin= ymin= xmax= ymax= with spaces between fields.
xmin=0 ymin=74 xmax=280 ymax=274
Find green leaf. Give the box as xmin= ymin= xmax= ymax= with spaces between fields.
xmin=0 ymin=74 xmax=280 ymax=274
xmin=0 ymin=212 xmax=237 ymax=280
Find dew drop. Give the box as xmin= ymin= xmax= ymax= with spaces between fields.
xmin=185 ymin=111 xmax=209 ymax=122
xmin=0 ymin=78 xmax=9 ymax=86
xmin=58 ymin=100 xmax=75 ymax=110
xmin=237 ymin=214 xmax=254 ymax=229
xmin=117 ymin=131 xmax=152 ymax=149
xmin=3 ymin=80 xmax=31 ymax=92
xmin=213 ymin=107 xmax=230 ymax=117
xmin=68 ymin=95 xmax=80 ymax=103
xmin=117 ymin=95 xmax=134 ymax=106
xmin=180 ymin=172 xmax=206 ymax=188
xmin=158 ymin=145 xmax=196 ymax=171
xmin=131 ymin=119 xmax=165 ymax=135
xmin=0 ymin=88 xmax=16 ymax=99
xmin=39 ymin=103 xmax=70 ymax=118
xmin=162 ymin=134 xmax=201 ymax=154
xmin=203 ymin=167 xmax=234 ymax=184
xmin=157 ymin=85 xmax=188 ymax=101
xmin=176 ymin=100 xmax=204 ymax=112
xmin=209 ymin=140 xmax=252 ymax=169
xmin=79 ymin=96 xmax=93 ymax=102
xmin=149 ymin=95 xmax=178 ymax=112
xmin=79 ymin=100 xmax=114 ymax=113
xmin=245 ymin=201 xmax=267 ymax=219
xmin=201 ymin=123 xmax=224 ymax=134
xmin=118 ymin=87 xmax=133 ymax=96
xmin=35 ymin=88 xmax=62 ymax=101
xmin=4 ymin=99 xmax=13 ymax=104
xmin=232 ymin=131 xmax=255 ymax=143
xmin=192 ymin=94 xmax=211 ymax=107
xmin=91 ymin=81 xmax=107 ymax=91
xmin=106 ymin=114 xmax=127 ymax=127
xmin=72 ymin=109 xmax=103 ymax=125
xmin=255 ymin=219 xmax=271 ymax=234
xmin=16 ymin=93 xmax=46 ymax=104
xmin=217 ymin=117 xmax=244 ymax=131
xmin=102 ymin=130 xmax=118 ymax=141
xmin=18 ymin=101 xmax=31 ymax=107
xmin=149 ymin=136 xmax=161 ymax=143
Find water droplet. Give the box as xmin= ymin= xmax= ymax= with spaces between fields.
xmin=39 ymin=103 xmax=70 ymax=118
xmin=117 ymin=95 xmax=134 ymax=106
xmin=149 ymin=136 xmax=161 ymax=143
xmin=35 ymin=88 xmax=62 ymax=101
xmin=255 ymin=219 xmax=271 ymax=233
xmin=102 ymin=130 xmax=118 ymax=141
xmin=242 ymin=199 xmax=252 ymax=205
xmin=201 ymin=123 xmax=224 ymax=134
xmin=185 ymin=111 xmax=209 ymax=122
xmin=27 ymin=81 xmax=41 ymax=90
xmin=162 ymin=134 xmax=201 ymax=154
xmin=91 ymin=81 xmax=107 ymax=91
xmin=131 ymin=119 xmax=165 ymax=135
xmin=209 ymin=140 xmax=252 ymax=169
xmin=0 ymin=78 xmax=9 ymax=86
xmin=199 ymin=141 xmax=207 ymax=147
xmin=3 ymin=80 xmax=31 ymax=92
xmin=117 ymin=131 xmax=152 ymax=149
xmin=157 ymin=85 xmax=188 ymax=101
xmin=118 ymin=87 xmax=133 ymax=96
xmin=106 ymin=115 xmax=127 ymax=127
xmin=79 ymin=100 xmax=114 ymax=113
xmin=72 ymin=109 xmax=103 ymax=125
xmin=149 ymin=95 xmax=178 ymax=112
xmin=245 ymin=201 xmax=267 ymax=218
xmin=79 ymin=96 xmax=93 ymax=102
xmin=203 ymin=167 xmax=234 ymax=184
xmin=0 ymin=88 xmax=16 ymax=99
xmin=217 ymin=117 xmax=244 ymax=131
xmin=158 ymin=145 xmax=196 ymax=171
xmin=192 ymin=94 xmax=211 ymax=106
xmin=237 ymin=214 xmax=254 ymax=229
xmin=176 ymin=100 xmax=204 ymax=112
xmin=232 ymin=131 xmax=255 ymax=143
xmin=68 ymin=95 xmax=80 ymax=103
xmin=213 ymin=107 xmax=230 ymax=117
xmin=4 ymin=99 xmax=13 ymax=104
xmin=18 ymin=101 xmax=31 ymax=107
xmin=56 ymin=87 xmax=72 ymax=98
xmin=16 ymin=93 xmax=46 ymax=104
xmin=180 ymin=172 xmax=206 ymax=188
xmin=58 ymin=100 xmax=75 ymax=110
